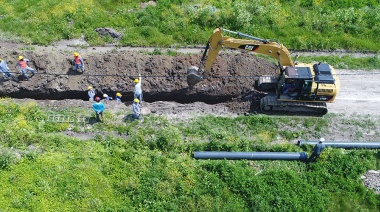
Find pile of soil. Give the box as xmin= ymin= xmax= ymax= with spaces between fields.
xmin=0 ymin=42 xmax=276 ymax=113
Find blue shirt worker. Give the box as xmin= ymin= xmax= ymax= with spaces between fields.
xmin=282 ymin=81 xmax=299 ymax=95
xmin=73 ymin=52 xmax=84 ymax=73
xmin=132 ymin=98 xmax=141 ymax=120
xmin=17 ymin=56 xmax=35 ymax=80
xmin=134 ymin=74 xmax=143 ymax=103
xmin=308 ymin=138 xmax=326 ymax=162
xmin=92 ymin=97 xmax=105 ymax=122
xmin=0 ymin=58 xmax=17 ymax=81
xmin=115 ymin=92 xmax=122 ymax=102
xmin=88 ymin=86 xmax=95 ymax=101
xmin=103 ymin=93 xmax=112 ymax=102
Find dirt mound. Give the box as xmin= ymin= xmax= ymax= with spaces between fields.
xmin=0 ymin=43 xmax=277 ymax=107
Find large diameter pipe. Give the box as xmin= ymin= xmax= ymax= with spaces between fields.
xmin=298 ymin=140 xmax=380 ymax=149
xmin=194 ymin=152 xmax=308 ymax=161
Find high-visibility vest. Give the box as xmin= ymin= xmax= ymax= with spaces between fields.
xmin=74 ymin=55 xmax=82 ymax=64
xmin=18 ymin=60 xmax=27 ymax=68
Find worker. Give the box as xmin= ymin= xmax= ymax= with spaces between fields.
xmin=103 ymin=93 xmax=112 ymax=101
xmin=0 ymin=58 xmax=17 ymax=81
xmin=132 ymin=98 xmax=141 ymax=120
xmin=115 ymin=92 xmax=122 ymax=102
xmin=17 ymin=56 xmax=35 ymax=81
xmin=308 ymin=138 xmax=326 ymax=162
xmin=88 ymin=86 xmax=95 ymax=101
xmin=134 ymin=74 xmax=143 ymax=103
xmin=282 ymin=80 xmax=299 ymax=95
xmin=92 ymin=97 xmax=105 ymax=122
xmin=72 ymin=52 xmax=84 ymax=73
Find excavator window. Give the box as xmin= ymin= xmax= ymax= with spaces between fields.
xmin=300 ymin=80 xmax=313 ymax=95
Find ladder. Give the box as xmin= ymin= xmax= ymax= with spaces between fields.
xmin=46 ymin=115 xmax=89 ymax=123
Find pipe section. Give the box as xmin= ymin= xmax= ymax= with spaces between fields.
xmin=298 ymin=140 xmax=380 ymax=149
xmin=194 ymin=151 xmax=308 ymax=161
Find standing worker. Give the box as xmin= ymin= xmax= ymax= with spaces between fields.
xmin=115 ymin=92 xmax=122 ymax=102
xmin=92 ymin=97 xmax=105 ymax=122
xmin=88 ymin=86 xmax=95 ymax=101
xmin=134 ymin=73 xmax=143 ymax=103
xmin=17 ymin=56 xmax=35 ymax=81
xmin=72 ymin=52 xmax=84 ymax=73
xmin=132 ymin=98 xmax=141 ymax=120
xmin=0 ymin=58 xmax=17 ymax=81
xmin=308 ymin=138 xmax=326 ymax=162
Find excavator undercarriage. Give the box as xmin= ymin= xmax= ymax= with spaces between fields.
xmin=260 ymin=95 xmax=328 ymax=116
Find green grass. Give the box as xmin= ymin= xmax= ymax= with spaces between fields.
xmin=0 ymin=99 xmax=379 ymax=211
xmin=0 ymin=0 xmax=379 ymax=51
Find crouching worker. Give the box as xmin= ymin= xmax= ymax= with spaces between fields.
xmin=0 ymin=58 xmax=17 ymax=81
xmin=92 ymin=97 xmax=105 ymax=122
xmin=115 ymin=92 xmax=122 ymax=102
xmin=72 ymin=52 xmax=84 ymax=73
xmin=132 ymin=98 xmax=141 ymax=120
xmin=17 ymin=56 xmax=35 ymax=80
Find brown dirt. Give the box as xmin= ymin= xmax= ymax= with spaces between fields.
xmin=0 ymin=41 xmax=276 ymax=114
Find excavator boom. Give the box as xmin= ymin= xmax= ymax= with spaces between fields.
xmin=187 ymin=28 xmax=294 ymax=87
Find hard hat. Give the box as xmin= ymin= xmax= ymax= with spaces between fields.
xmin=74 ymin=52 xmax=79 ymax=57
xmin=134 ymin=79 xmax=139 ymax=83
xmin=320 ymin=138 xmax=325 ymax=142
xmin=103 ymin=94 xmax=108 ymax=98
xmin=88 ymin=86 xmax=92 ymax=90
xmin=18 ymin=56 xmax=23 ymax=60
xmin=95 ymin=97 xmax=100 ymax=102
xmin=134 ymin=98 xmax=140 ymax=103
xmin=116 ymin=92 xmax=122 ymax=97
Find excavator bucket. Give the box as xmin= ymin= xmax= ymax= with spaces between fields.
xmin=187 ymin=66 xmax=203 ymax=87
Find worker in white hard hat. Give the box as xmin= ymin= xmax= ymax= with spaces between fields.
xmin=72 ymin=52 xmax=84 ymax=73
xmin=132 ymin=98 xmax=141 ymax=120
xmin=308 ymin=138 xmax=326 ymax=163
xmin=134 ymin=73 xmax=143 ymax=103
xmin=17 ymin=55 xmax=35 ymax=81
xmin=0 ymin=58 xmax=17 ymax=81
xmin=103 ymin=93 xmax=112 ymax=101
xmin=88 ymin=86 xmax=95 ymax=101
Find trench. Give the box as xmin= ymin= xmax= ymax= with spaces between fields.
xmin=0 ymin=89 xmax=236 ymax=104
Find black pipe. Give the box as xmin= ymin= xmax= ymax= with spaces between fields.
xmin=194 ymin=151 xmax=308 ymax=161
xmin=298 ymin=140 xmax=380 ymax=149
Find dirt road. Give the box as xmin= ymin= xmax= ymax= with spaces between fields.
xmin=328 ymin=70 xmax=380 ymax=116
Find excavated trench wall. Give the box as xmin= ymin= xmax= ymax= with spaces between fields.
xmin=0 ymin=48 xmax=277 ymax=103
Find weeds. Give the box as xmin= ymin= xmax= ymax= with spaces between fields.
xmin=0 ymin=1 xmax=379 ymax=51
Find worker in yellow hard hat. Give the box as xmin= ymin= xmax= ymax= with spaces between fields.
xmin=17 ymin=55 xmax=35 ymax=81
xmin=134 ymin=73 xmax=143 ymax=104
xmin=115 ymin=92 xmax=122 ymax=102
xmin=0 ymin=58 xmax=17 ymax=81
xmin=72 ymin=52 xmax=84 ymax=73
xmin=132 ymin=98 xmax=141 ymax=120
xmin=88 ymin=86 xmax=95 ymax=101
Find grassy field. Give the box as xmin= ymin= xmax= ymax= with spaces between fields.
xmin=0 ymin=0 xmax=379 ymax=51
xmin=0 ymin=99 xmax=379 ymax=211
xmin=1 ymin=0 xmax=380 ymax=211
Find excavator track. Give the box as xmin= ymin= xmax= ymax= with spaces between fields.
xmin=260 ymin=95 xmax=328 ymax=116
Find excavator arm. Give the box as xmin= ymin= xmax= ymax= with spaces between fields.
xmin=187 ymin=28 xmax=294 ymax=86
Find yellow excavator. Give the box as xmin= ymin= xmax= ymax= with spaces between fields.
xmin=187 ymin=27 xmax=340 ymax=115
